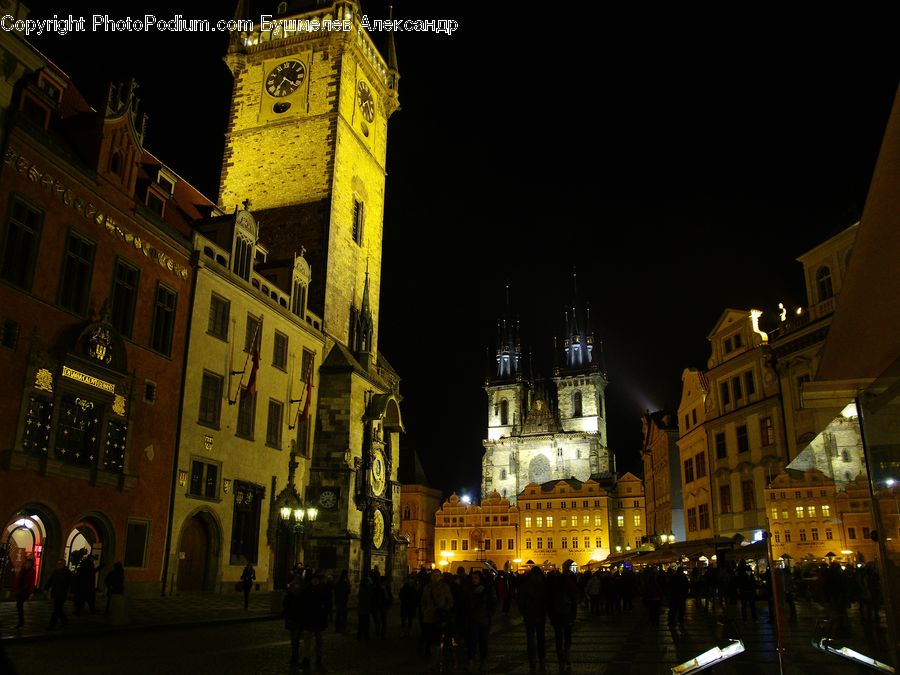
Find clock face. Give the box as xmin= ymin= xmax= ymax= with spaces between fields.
xmin=266 ymin=60 xmax=306 ymax=98
xmin=372 ymin=510 xmax=385 ymax=549
xmin=371 ymin=450 xmax=386 ymax=496
xmin=319 ymin=490 xmax=337 ymax=509
xmin=357 ymin=81 xmax=375 ymax=123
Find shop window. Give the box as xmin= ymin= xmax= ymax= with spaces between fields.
xmin=22 ymin=396 xmax=53 ymax=457
xmin=55 ymin=394 xmax=100 ymax=467
xmin=103 ymin=420 xmax=128 ymax=473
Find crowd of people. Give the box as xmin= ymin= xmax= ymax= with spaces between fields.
xmin=8 ymin=552 xmax=125 ymax=630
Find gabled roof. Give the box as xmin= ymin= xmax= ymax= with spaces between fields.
xmin=706 ymin=308 xmax=750 ymax=340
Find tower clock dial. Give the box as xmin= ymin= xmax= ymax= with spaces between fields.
xmin=371 ymin=449 xmax=386 ymax=496
xmin=357 ymin=81 xmax=375 ymax=122
xmin=266 ymin=60 xmax=306 ymax=98
xmin=372 ymin=509 xmax=385 ymax=548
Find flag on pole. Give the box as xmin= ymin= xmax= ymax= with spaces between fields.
xmin=298 ymin=360 xmax=314 ymax=422
xmin=242 ymin=348 xmax=259 ymax=399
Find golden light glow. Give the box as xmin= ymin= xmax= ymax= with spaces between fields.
xmin=750 ymin=309 xmax=768 ymax=343
xmin=841 ymin=550 xmax=853 ymax=555
xmin=590 ymin=551 xmax=603 ymax=561
xmin=513 ymin=558 xmax=522 ymax=564
xmin=440 ymin=551 xmax=454 ymax=558
xmin=438 ymin=560 xmax=448 ymax=566
xmin=280 ymin=507 xmax=291 ymax=519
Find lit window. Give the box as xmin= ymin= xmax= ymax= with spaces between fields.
xmin=546 ymin=516 xmax=553 ymax=527
xmin=821 ymin=505 xmax=830 ymax=517
xmin=807 ymin=505 xmax=816 ymax=518
xmin=536 ymin=516 xmax=543 ymax=527
xmin=795 ymin=506 xmax=804 ymax=519
xmin=771 ymin=508 xmax=778 ymax=521
xmin=593 ymin=515 xmax=601 ymax=527
xmin=617 ymin=515 xmax=624 ymax=528
xmin=633 ymin=514 xmax=640 ymax=527
xmin=525 ymin=517 xmax=532 ymax=528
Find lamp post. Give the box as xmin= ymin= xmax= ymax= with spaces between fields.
xmin=272 ymin=451 xmax=318 ymax=589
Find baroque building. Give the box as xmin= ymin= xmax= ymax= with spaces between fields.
xmin=399 ymin=449 xmax=441 ymax=572
xmin=641 ymin=410 xmax=685 ymax=543
xmin=220 ymin=0 xmax=406 ymax=588
xmin=481 ymin=291 xmax=613 ymax=503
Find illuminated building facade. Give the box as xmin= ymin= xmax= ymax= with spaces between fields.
xmin=220 ymin=0 xmax=406 ymax=588
xmin=677 ymin=369 xmax=713 ymax=542
xmin=400 ymin=450 xmax=442 ymax=572
xmin=167 ymin=209 xmax=325 ymax=593
xmin=0 ymin=55 xmax=202 ymax=595
xmin=434 ymin=492 xmax=520 ymax=571
xmin=482 ymin=289 xmax=613 ymax=503
xmin=641 ymin=410 xmax=684 ymax=543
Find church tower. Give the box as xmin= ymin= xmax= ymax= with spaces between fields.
xmin=220 ymin=1 xmax=404 ymax=589
xmin=553 ymin=272 xmax=608 ymax=445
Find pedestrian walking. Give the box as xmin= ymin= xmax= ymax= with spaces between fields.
xmin=283 ymin=575 xmax=306 ymax=668
xmin=518 ymin=566 xmax=548 ymax=675
xmin=420 ymin=569 xmax=453 ymax=672
xmin=399 ymin=575 xmax=418 ymax=637
xmin=12 ymin=557 xmax=36 ymax=629
xmin=357 ymin=575 xmax=373 ymax=640
xmin=240 ymin=563 xmax=256 ymax=610
xmin=334 ymin=570 xmax=350 ymax=633
xmin=466 ymin=569 xmax=494 ymax=672
xmin=104 ymin=562 xmax=125 ymax=615
xmin=46 ymin=559 xmax=72 ymax=629
xmin=736 ymin=562 xmax=757 ymax=622
xmin=548 ymin=569 xmax=577 ymax=674
xmin=667 ymin=566 xmax=689 ymax=628
xmin=372 ymin=572 xmax=392 ymax=639
xmin=302 ymin=573 xmax=330 ymax=671
xmin=74 ymin=554 xmax=98 ymax=615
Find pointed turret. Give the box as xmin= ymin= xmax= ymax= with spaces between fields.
xmin=492 ymin=285 xmax=522 ymax=382
xmin=356 ymin=267 xmax=374 ymax=369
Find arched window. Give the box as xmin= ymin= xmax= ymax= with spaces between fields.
xmin=816 ymin=266 xmax=834 ymax=301
xmin=403 ymin=506 xmax=410 ymax=520
xmin=573 ymin=391 xmax=583 ymax=417
xmin=500 ymin=399 xmax=509 ymax=426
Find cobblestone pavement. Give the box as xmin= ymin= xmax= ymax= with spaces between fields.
xmin=1 ymin=593 xmax=894 ymax=674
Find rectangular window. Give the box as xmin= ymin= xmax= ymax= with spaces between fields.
xmin=236 ymin=389 xmax=256 ymax=439
xmin=848 ymin=527 xmax=857 ymax=540
xmin=266 ymin=400 xmax=283 ymax=448
xmin=586 ymin=515 xmax=593 ymax=526
xmin=301 ymin=349 xmax=315 ymax=382
xmin=547 ymin=501 xmax=552 ymax=509
xmin=784 ymin=530 xmax=791 ymax=542
xmin=536 ymin=516 xmax=543 ymax=527
xmin=795 ymin=506 xmax=804 ymax=519
xmin=451 ymin=540 xmax=457 ymax=551
xmin=189 ymin=459 xmax=219 ymax=499
xmin=695 ymin=452 xmax=706 ymax=479
xmin=822 ymin=505 xmax=831 ymax=517
xmin=123 ymin=520 xmax=150 ymax=568
xmin=781 ymin=509 xmax=789 ymax=520
xmin=525 ymin=538 xmax=532 ymax=549
xmin=0 ymin=196 xmax=43 ymax=289
xmin=208 ymin=293 xmax=230 ymax=340
xmin=771 ymin=507 xmax=778 ymax=521
xmin=811 ymin=528 xmax=819 ymax=541
xmin=525 ymin=503 xmax=531 ymax=510
xmin=737 ymin=425 xmax=750 ymax=453
xmin=760 ymin=417 xmax=775 ymax=446
xmin=715 ymin=432 xmax=727 ymax=459
xmin=58 ymin=232 xmax=95 ymax=315
xmin=525 ymin=516 xmax=532 ymax=528
xmin=698 ymin=503 xmax=710 ymax=530
xmin=692 ymin=409 xmax=697 ymax=425
xmin=245 ymin=314 xmax=261 ymax=353
xmin=111 ymin=260 xmax=139 ymax=337
xmin=634 ymin=500 xmax=640 ymax=508
xmin=440 ymin=540 xmax=446 ymax=551
xmin=496 ymin=539 xmax=502 ymax=550
xmin=745 ymin=371 xmax=755 ymax=396
xmin=863 ymin=527 xmax=870 ymax=539
xmin=508 ymin=539 xmax=514 ymax=550
xmin=687 ymin=507 xmax=698 ymax=532
xmin=684 ymin=458 xmax=694 ymax=484
xmin=199 ymin=371 xmax=223 ymax=427
xmin=546 ymin=537 xmax=553 ymax=549
xmin=150 ymin=283 xmax=177 ymax=355
xmin=230 ymin=482 xmax=263 ymax=564
xmin=462 ymin=540 xmax=468 ymax=551
xmin=537 ymin=538 xmax=543 ymax=549
xmin=546 ymin=516 xmax=553 ymax=527
xmin=617 ymin=515 xmax=624 ymax=528
xmin=742 ymin=479 xmax=755 ymax=511
xmin=273 ymin=331 xmax=288 ymax=370
xmin=633 ymin=514 xmax=641 ymax=527
xmin=799 ymin=529 xmax=807 ymax=542
xmin=561 ymin=517 xmax=568 ymax=528
xmin=561 ymin=537 xmax=568 ymax=549
xmin=807 ymin=505 xmax=816 ymax=518
xmin=595 ymin=536 xmax=601 ymax=548
xmin=732 ymin=376 xmax=743 ymax=401
xmin=719 ymin=485 xmax=732 ymax=514
xmin=774 ymin=531 xmax=781 ymax=543
xmin=720 ymin=381 xmax=731 ymax=406
xmin=352 ymin=198 xmax=364 ymax=245
xmin=484 ymin=539 xmax=491 ymax=550
xmin=825 ymin=528 xmax=833 ymax=540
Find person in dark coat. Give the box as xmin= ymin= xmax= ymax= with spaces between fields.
xmin=399 ymin=575 xmax=418 ymax=637
xmin=74 ymin=555 xmax=98 ymax=615
xmin=736 ymin=562 xmax=757 ymax=622
xmin=46 ymin=559 xmax=72 ymax=629
xmin=548 ymin=570 xmax=577 ymax=673
xmin=104 ymin=562 xmax=125 ymax=615
xmin=12 ymin=557 xmax=36 ymax=629
xmin=357 ymin=576 xmax=373 ymax=640
xmin=372 ymin=572 xmax=392 ymax=639
xmin=466 ymin=570 xmax=494 ymax=670
xmin=517 ymin=566 xmax=548 ymax=675
xmin=302 ymin=574 xmax=330 ymax=670
xmin=334 ymin=570 xmax=351 ymax=633
xmin=667 ymin=566 xmax=690 ymax=628
xmin=240 ymin=563 xmax=255 ymax=610
xmin=283 ymin=576 xmax=306 ymax=667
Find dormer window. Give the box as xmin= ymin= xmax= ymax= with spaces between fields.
xmin=233 ymin=236 xmax=253 ymax=281
xmin=37 ymin=73 xmax=64 ymax=103
xmin=816 ymin=266 xmax=834 ymax=301
xmin=155 ymin=169 xmax=176 ymax=196
xmin=146 ymin=188 xmax=166 ymax=216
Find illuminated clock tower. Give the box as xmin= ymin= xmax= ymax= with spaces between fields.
xmin=220 ymin=1 xmax=404 ymax=588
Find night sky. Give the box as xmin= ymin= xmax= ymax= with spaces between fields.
xmin=24 ymin=2 xmax=898 ymax=497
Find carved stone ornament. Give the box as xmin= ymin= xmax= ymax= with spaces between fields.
xmin=88 ymin=326 xmax=113 ymax=365
xmin=112 ymin=394 xmax=126 ymax=416
xmin=34 ymin=368 xmax=54 ymax=393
